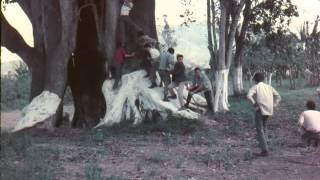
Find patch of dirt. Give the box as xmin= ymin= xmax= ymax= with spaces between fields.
xmin=1 ymin=89 xmax=320 ymax=179
xmin=1 ymin=110 xmax=21 ymax=133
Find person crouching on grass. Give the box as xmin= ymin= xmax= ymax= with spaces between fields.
xmin=184 ymin=67 xmax=214 ymax=114
xmin=298 ymin=100 xmax=320 ymax=147
xmin=247 ymin=72 xmax=281 ymax=157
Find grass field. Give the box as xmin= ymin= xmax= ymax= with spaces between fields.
xmin=1 ymin=83 xmax=319 ymax=179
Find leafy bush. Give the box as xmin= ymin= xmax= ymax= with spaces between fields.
xmin=1 ymin=62 xmax=31 ymax=111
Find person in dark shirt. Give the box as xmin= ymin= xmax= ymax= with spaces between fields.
xmin=112 ymin=43 xmax=135 ymax=89
xmin=168 ymin=54 xmax=186 ymax=109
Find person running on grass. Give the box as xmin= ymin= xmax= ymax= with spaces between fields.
xmin=247 ymin=72 xmax=281 ymax=157
xmin=298 ymin=100 xmax=320 ymax=147
xmin=159 ymin=48 xmax=175 ymax=101
xmin=112 ymin=43 xmax=135 ymax=89
xmin=167 ymin=54 xmax=186 ymax=109
xmin=143 ymin=44 xmax=160 ymax=88
xmin=119 ymin=0 xmax=142 ymax=46
xmin=184 ymin=67 xmax=214 ymax=113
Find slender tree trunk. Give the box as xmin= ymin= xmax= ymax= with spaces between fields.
xmin=232 ymin=0 xmax=251 ymax=96
xmin=214 ymin=0 xmax=245 ymax=112
xmin=207 ymin=0 xmax=215 ymax=67
xmin=233 ymin=65 xmax=243 ymax=95
xmin=214 ymin=0 xmax=228 ymax=112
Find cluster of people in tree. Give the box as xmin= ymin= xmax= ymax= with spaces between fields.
xmin=110 ymin=0 xmax=214 ymax=113
xmin=111 ymin=0 xmax=320 ymax=156
xmin=247 ymin=73 xmax=320 ymax=156
xmin=112 ymin=43 xmax=214 ymax=113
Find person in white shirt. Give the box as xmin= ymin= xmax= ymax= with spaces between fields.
xmin=119 ymin=0 xmax=142 ymax=46
xmin=158 ymin=48 xmax=175 ymax=101
xmin=298 ymin=100 xmax=320 ymax=147
xmin=144 ymin=44 xmax=160 ymax=88
xmin=247 ymin=72 xmax=281 ymax=156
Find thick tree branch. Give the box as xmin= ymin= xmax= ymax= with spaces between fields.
xmin=207 ymin=0 xmax=215 ymax=63
xmin=1 ymin=12 xmax=34 ymax=67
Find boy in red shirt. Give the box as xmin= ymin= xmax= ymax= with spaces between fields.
xmin=112 ymin=43 xmax=135 ymax=89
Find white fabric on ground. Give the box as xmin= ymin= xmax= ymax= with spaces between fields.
xmin=98 ymin=70 xmax=204 ymax=127
xmin=13 ymin=91 xmax=61 ymax=132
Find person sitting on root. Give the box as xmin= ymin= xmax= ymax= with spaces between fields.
xmin=119 ymin=0 xmax=142 ymax=46
xmin=247 ymin=72 xmax=281 ymax=157
xmin=143 ymin=44 xmax=160 ymax=88
xmin=111 ymin=43 xmax=135 ymax=89
xmin=298 ymin=100 xmax=320 ymax=147
xmin=158 ymin=48 xmax=175 ymax=101
xmin=167 ymin=54 xmax=186 ymax=109
xmin=184 ymin=67 xmax=213 ymax=113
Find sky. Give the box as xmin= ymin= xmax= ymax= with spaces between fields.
xmin=1 ymin=0 xmax=320 ymax=63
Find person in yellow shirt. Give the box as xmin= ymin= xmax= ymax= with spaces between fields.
xmin=298 ymin=100 xmax=320 ymax=147
xmin=247 ymin=73 xmax=281 ymax=156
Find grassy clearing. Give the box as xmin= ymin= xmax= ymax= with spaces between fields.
xmin=1 ymin=83 xmax=318 ymax=179
xmin=97 ymin=116 xmax=205 ymax=137
xmin=0 ymin=132 xmax=60 ymax=180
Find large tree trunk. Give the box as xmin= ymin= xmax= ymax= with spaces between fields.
xmin=68 ymin=0 xmax=106 ymax=128
xmin=3 ymin=0 xmax=158 ymax=131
